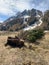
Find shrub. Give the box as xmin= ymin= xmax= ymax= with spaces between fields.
xmin=27 ymin=35 xmax=36 ymax=42
xmin=26 ymin=29 xmax=44 ymax=42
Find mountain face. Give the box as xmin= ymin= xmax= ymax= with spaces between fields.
xmin=0 ymin=9 xmax=43 ymax=31
xmin=42 ymin=10 xmax=49 ymax=30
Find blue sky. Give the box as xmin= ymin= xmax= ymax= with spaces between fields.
xmin=0 ymin=0 xmax=49 ymax=22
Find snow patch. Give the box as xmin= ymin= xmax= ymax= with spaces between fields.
xmin=23 ymin=16 xmax=43 ymax=31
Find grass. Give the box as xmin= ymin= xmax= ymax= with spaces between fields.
xmin=0 ymin=31 xmax=49 ymax=65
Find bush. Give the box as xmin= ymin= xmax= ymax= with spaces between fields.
xmin=27 ymin=35 xmax=36 ymax=42
xmin=26 ymin=29 xmax=44 ymax=42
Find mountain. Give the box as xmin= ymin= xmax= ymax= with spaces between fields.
xmin=42 ymin=10 xmax=49 ymax=30
xmin=0 ymin=9 xmax=43 ymax=31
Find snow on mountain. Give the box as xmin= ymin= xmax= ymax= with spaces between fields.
xmin=0 ymin=9 xmax=43 ymax=31
xmin=23 ymin=15 xmax=43 ymax=31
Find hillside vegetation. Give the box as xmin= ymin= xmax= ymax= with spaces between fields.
xmin=19 ymin=29 xmax=44 ymax=43
xmin=0 ymin=31 xmax=49 ymax=65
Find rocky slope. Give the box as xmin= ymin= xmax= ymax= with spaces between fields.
xmin=0 ymin=9 xmax=43 ymax=31
xmin=42 ymin=10 xmax=49 ymax=30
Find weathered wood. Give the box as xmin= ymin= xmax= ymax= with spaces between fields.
xmin=5 ymin=36 xmax=24 ymax=48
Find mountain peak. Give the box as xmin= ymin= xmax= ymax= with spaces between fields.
xmin=0 ymin=8 xmax=43 ymax=31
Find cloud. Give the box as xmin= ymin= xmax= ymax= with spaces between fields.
xmin=34 ymin=0 xmax=49 ymax=12
xmin=0 ymin=0 xmax=49 ymax=22
xmin=0 ymin=0 xmax=17 ymax=16
xmin=0 ymin=0 xmax=32 ymax=22
xmin=16 ymin=1 xmax=32 ymax=11
xmin=0 ymin=18 xmax=3 ymax=23
xmin=0 ymin=0 xmax=32 ymax=16
xmin=0 ymin=0 xmax=49 ymax=16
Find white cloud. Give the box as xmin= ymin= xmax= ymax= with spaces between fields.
xmin=0 ymin=0 xmax=33 ymax=22
xmin=0 ymin=0 xmax=32 ymax=16
xmin=0 ymin=20 xmax=2 ymax=22
xmin=34 ymin=1 xmax=49 ymax=12
xmin=0 ymin=18 xmax=3 ymax=22
xmin=16 ymin=1 xmax=32 ymax=11
xmin=0 ymin=0 xmax=49 ymax=17
xmin=0 ymin=0 xmax=17 ymax=16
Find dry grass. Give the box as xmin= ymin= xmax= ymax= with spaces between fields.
xmin=0 ymin=31 xmax=49 ymax=65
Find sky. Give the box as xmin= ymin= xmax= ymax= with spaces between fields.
xmin=0 ymin=0 xmax=49 ymax=22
